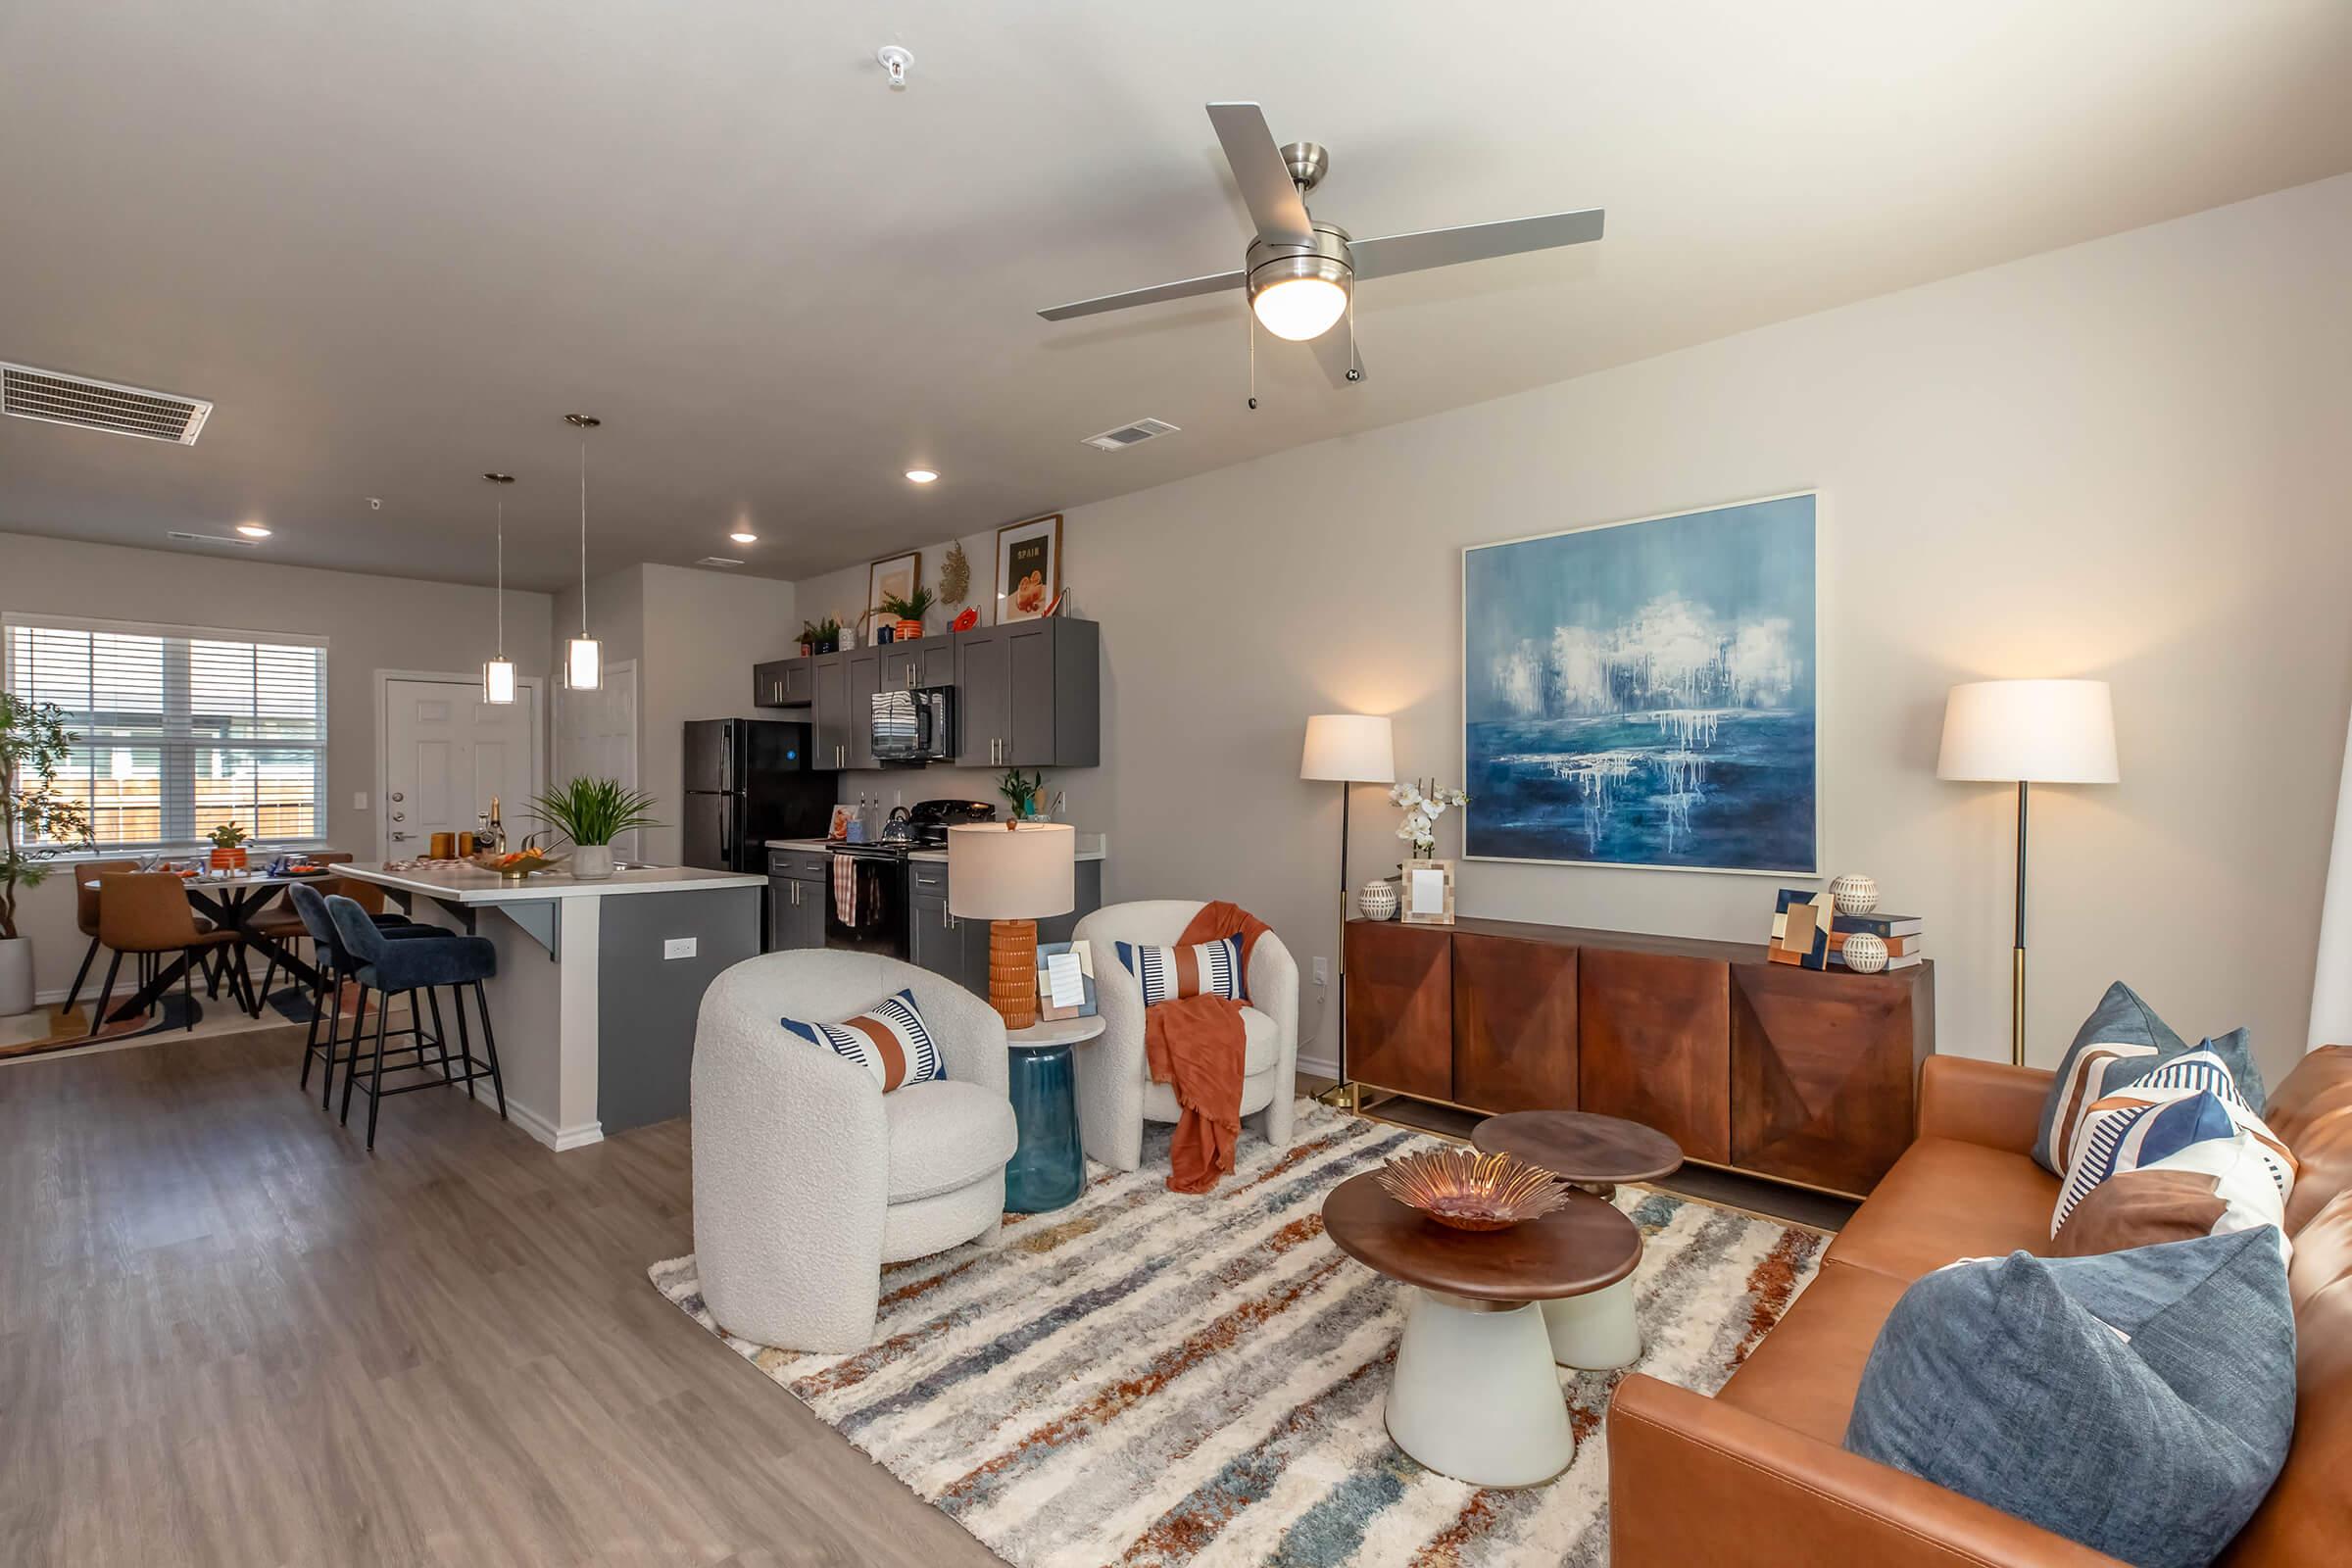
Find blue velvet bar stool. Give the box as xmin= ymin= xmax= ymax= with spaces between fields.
xmin=286 ymin=883 xmax=438 ymax=1108
xmin=324 ymin=894 xmax=507 ymax=1151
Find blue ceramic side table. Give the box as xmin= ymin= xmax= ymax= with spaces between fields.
xmin=1003 ymin=1014 xmax=1103 ymax=1213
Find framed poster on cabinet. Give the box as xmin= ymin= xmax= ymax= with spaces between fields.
xmin=995 ymin=514 xmax=1062 ymax=622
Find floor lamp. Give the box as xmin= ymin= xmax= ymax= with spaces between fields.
xmin=1936 ymin=679 xmax=2119 ymax=1065
xmin=1300 ymin=714 xmax=1396 ymax=1109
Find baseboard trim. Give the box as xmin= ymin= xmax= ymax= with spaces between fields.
xmin=1297 ymin=1051 xmax=1339 ymax=1080
xmin=464 ymin=1083 xmax=601 ymax=1152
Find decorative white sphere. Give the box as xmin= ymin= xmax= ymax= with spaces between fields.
xmin=1357 ymin=880 xmax=1399 ymax=921
xmin=1841 ymin=931 xmax=1889 ymax=973
xmin=1830 ymin=873 xmax=1880 ymax=915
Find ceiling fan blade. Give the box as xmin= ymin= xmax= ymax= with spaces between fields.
xmin=1206 ymin=102 xmax=1314 ymax=247
xmin=1037 ymin=268 xmax=1245 ymax=322
xmin=1310 ymin=322 xmax=1365 ymax=389
xmin=1349 ymin=209 xmax=1605 ymax=281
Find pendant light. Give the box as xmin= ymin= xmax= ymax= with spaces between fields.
xmin=479 ymin=472 xmax=518 ymax=704
xmin=563 ymin=414 xmax=602 ymax=690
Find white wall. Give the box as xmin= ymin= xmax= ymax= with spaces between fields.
xmin=638 ymin=564 xmax=798 ymax=862
xmin=0 ymin=531 xmax=554 ymax=994
xmin=796 ymin=175 xmax=2352 ymax=1086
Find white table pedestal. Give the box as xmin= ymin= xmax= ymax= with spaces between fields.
xmin=1387 ymin=1289 xmax=1575 ymax=1488
xmin=1542 ymin=1274 xmax=1642 ymax=1369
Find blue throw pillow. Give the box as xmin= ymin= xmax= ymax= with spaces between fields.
xmin=2035 ymin=981 xmax=2265 ymax=1174
xmin=1843 ymin=1230 xmax=2295 ymax=1568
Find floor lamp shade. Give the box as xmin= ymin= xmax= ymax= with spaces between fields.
xmin=1300 ymin=714 xmax=1396 ymax=783
xmin=949 ymin=823 xmax=1075 ymax=1031
xmin=1936 ymin=680 xmax=2118 ymax=783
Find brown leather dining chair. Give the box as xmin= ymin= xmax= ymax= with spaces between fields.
xmin=58 ymin=858 xmax=137 ymax=1019
xmin=246 ymin=852 xmax=356 ymax=1004
xmin=90 ymin=872 xmax=254 ymax=1035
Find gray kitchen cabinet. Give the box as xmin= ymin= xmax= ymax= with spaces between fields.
xmin=809 ymin=653 xmax=849 ymax=769
xmin=906 ymin=858 xmax=1103 ymax=1000
xmin=764 ymin=848 xmax=828 ymax=953
xmin=879 ymin=638 xmax=955 ymax=693
xmin=954 ymin=627 xmax=1008 ymax=768
xmin=955 ymin=617 xmax=1100 ymax=769
xmin=844 ymin=649 xmax=883 ymax=769
xmin=754 ymin=658 xmax=817 ymax=709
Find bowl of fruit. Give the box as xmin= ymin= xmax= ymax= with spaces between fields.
xmin=468 ymin=847 xmax=567 ymax=883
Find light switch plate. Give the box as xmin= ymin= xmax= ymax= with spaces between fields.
xmin=663 ymin=937 xmax=698 ymax=960
xmin=1312 ymin=956 xmax=1328 ymax=986
xmin=353 ymin=792 xmax=368 ymax=810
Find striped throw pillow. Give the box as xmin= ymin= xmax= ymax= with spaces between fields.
xmin=780 ymin=987 xmax=944 ymax=1093
xmin=1114 ymin=936 xmax=1246 ymax=1006
xmin=2052 ymin=1050 xmax=2295 ymax=1257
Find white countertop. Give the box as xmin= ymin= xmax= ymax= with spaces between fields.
xmin=767 ymin=834 xmax=1107 ymax=862
xmin=333 ymin=861 xmax=765 ymax=906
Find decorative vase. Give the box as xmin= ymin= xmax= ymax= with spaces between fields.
xmin=1840 ymin=931 xmax=1889 ymax=973
xmin=1357 ymin=879 xmax=1399 ymax=921
xmin=209 ymin=847 xmax=247 ymax=871
xmin=571 ymin=844 xmax=616 ymax=880
xmin=799 ymin=641 xmax=813 ymax=658
xmin=1829 ymin=873 xmax=1879 ymax=915
xmin=896 ymin=617 xmax=923 ymax=641
xmin=0 ymin=936 xmax=32 ymax=1018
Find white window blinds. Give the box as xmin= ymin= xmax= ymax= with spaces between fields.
xmin=3 ymin=614 xmax=328 ymax=852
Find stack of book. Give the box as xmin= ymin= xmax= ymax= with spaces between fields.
xmin=1827 ymin=910 xmax=1926 ymax=970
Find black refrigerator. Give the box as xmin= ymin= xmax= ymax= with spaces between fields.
xmin=681 ymin=718 xmax=833 ymax=872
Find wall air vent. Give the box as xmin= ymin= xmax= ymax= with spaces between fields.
xmin=695 ymin=556 xmax=745 ymax=567
xmin=1081 ymin=416 xmax=1180 ymax=452
xmin=167 ymin=530 xmax=258 ymax=549
xmin=2 ymin=362 xmax=213 ymax=444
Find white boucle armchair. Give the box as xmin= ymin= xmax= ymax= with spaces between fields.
xmin=690 ymin=950 xmax=1016 ymax=1353
xmin=1069 ymin=900 xmax=1299 ymax=1173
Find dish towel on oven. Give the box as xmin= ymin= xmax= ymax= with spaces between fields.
xmin=832 ymin=854 xmax=860 ymax=926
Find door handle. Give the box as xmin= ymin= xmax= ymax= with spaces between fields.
xmin=391 ymin=831 xmax=410 ymax=842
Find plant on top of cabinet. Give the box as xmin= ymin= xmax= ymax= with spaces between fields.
xmin=807 ymin=617 xmax=842 ymax=655
xmin=879 ymin=584 xmax=936 ymax=641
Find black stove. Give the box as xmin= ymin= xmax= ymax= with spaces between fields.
xmin=820 ymin=800 xmax=996 ymax=957
xmin=906 ymin=797 xmax=996 ymax=849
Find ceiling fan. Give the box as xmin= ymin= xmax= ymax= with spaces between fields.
xmin=1038 ymin=102 xmax=1605 ymax=393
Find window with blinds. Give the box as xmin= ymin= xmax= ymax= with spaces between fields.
xmin=3 ymin=614 xmax=328 ymax=852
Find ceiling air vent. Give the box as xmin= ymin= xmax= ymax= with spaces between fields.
xmin=1081 ymin=416 xmax=1180 ymax=453
xmin=2 ymin=362 xmax=213 ymax=444
xmin=167 ymin=531 xmax=258 ymax=549
xmin=695 ymin=556 xmax=745 ymax=567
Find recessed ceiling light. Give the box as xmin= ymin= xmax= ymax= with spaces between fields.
xmin=905 ymin=468 xmax=939 ymax=484
xmin=729 ymin=529 xmax=759 ymax=545
xmin=234 ymin=522 xmax=271 ymax=539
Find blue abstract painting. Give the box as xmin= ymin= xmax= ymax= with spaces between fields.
xmin=1463 ymin=493 xmax=1817 ymax=873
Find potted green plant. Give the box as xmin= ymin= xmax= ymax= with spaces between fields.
xmin=998 ymin=767 xmax=1048 ymax=820
xmin=1 ymin=695 xmax=91 ymax=1016
xmin=879 ymin=584 xmax=937 ymax=641
xmin=206 ymin=820 xmax=251 ymax=871
xmin=799 ymin=620 xmax=820 ymax=658
xmin=532 ymin=777 xmax=661 ymax=880
xmin=811 ymin=616 xmax=843 ymax=655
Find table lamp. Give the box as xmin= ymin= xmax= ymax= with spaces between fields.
xmin=948 ymin=822 xmax=1075 ymax=1031
xmin=1936 ymin=678 xmax=2120 ymax=1064
xmin=1300 ymin=713 xmax=1396 ymax=1106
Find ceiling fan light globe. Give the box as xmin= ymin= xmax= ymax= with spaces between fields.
xmin=1250 ymin=276 xmax=1348 ymax=341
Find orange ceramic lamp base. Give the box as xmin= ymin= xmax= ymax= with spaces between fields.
xmin=988 ymin=918 xmax=1039 ymax=1031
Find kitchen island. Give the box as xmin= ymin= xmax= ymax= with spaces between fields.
xmin=332 ymin=861 xmax=762 ymax=1150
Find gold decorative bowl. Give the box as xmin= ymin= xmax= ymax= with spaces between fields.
xmin=468 ymin=848 xmax=566 ymax=882
xmin=1374 ymin=1147 xmax=1574 ymax=1232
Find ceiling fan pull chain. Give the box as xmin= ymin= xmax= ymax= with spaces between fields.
xmin=1347 ymin=284 xmax=1358 ymax=382
xmin=1246 ymin=298 xmax=1258 ymax=411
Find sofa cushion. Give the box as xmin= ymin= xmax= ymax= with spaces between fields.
xmin=1844 ymin=1230 xmax=2296 ymax=1568
xmin=883 ymin=1079 xmax=1018 ymax=1202
xmin=780 ymin=986 xmax=944 ymax=1093
xmin=2222 ymin=1189 xmax=2352 ymax=1565
xmin=1714 ymin=1259 xmax=1913 ymax=1446
xmin=1115 ymin=936 xmax=1247 ymax=1004
xmin=2034 ymin=981 xmax=2262 ymax=1174
xmin=2265 ymin=1044 xmax=2352 ymax=1234
xmin=1824 ymin=1137 xmax=2056 ymax=1284
xmin=2051 ymin=1081 xmax=2294 ymax=1253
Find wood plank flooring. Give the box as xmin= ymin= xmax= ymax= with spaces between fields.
xmin=0 ymin=1026 xmax=1004 ymax=1568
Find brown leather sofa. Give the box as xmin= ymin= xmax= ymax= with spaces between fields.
xmin=1609 ymin=1047 xmax=2352 ymax=1567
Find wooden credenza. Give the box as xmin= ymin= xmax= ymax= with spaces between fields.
xmin=1345 ymin=916 xmax=1935 ymax=1197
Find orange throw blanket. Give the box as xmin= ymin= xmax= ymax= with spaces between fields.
xmin=1145 ymin=901 xmax=1269 ymax=1194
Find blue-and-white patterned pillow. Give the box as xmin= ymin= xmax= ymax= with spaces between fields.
xmin=2051 ymin=1047 xmax=2295 ymax=1251
xmin=780 ymin=987 xmax=943 ymax=1092
xmin=1114 ymin=936 xmax=1246 ymax=1005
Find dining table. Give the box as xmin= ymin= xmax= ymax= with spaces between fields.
xmin=84 ymin=860 xmax=346 ymax=1027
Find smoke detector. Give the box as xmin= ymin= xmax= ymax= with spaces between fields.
xmin=1082 ymin=417 xmax=1181 ymax=452
xmin=3 ymin=361 xmax=212 ymax=444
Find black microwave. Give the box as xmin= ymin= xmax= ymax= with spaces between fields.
xmin=871 ymin=686 xmax=956 ymax=763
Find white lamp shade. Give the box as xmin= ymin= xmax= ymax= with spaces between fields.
xmin=1300 ymin=713 xmax=1396 ymax=783
xmin=947 ymin=822 xmax=1075 ymax=920
xmin=481 ymin=658 xmax=517 ymax=706
xmin=564 ymin=636 xmax=603 ymax=691
xmin=1936 ymin=679 xmax=2119 ymax=783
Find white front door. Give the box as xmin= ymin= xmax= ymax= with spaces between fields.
xmin=555 ymin=660 xmax=640 ymax=861
xmin=383 ymin=679 xmax=540 ymax=856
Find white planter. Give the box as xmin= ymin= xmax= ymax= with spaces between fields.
xmin=571 ymin=845 xmax=616 ymax=881
xmin=0 ymin=936 xmax=31 ymax=1018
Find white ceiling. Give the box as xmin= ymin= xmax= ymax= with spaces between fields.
xmin=2 ymin=2 xmax=2347 ymax=590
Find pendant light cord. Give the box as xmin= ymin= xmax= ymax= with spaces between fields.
xmin=578 ymin=440 xmax=589 ymax=632
xmin=495 ymin=499 xmax=506 ymax=657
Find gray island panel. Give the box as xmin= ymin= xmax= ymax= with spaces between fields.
xmin=596 ymin=885 xmax=760 ymax=1133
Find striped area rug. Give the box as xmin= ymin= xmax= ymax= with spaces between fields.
xmin=649 ymin=1102 xmax=1825 ymax=1566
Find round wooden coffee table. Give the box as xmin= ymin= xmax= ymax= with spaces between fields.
xmin=1322 ymin=1168 xmax=1642 ymax=1487
xmin=1471 ymin=1111 xmax=1683 ymax=1370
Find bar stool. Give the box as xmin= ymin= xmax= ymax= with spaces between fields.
xmin=324 ymin=894 xmax=507 ymax=1151
xmin=91 ymin=872 xmax=253 ymax=1035
xmin=285 ymin=882 xmax=438 ymax=1107
xmin=253 ymin=858 xmax=418 ymax=1008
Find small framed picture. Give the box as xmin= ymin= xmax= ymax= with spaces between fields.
xmin=995 ymin=514 xmax=1062 ymax=622
xmin=868 ymin=551 xmax=921 ymax=623
xmin=826 ymin=805 xmax=856 ymax=842
xmin=1398 ymin=859 xmax=1456 ymax=924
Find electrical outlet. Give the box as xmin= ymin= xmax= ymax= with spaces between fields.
xmin=353 ymin=791 xmax=368 ymax=810
xmin=663 ymin=937 xmax=698 ymax=960
xmin=1312 ymin=956 xmax=1328 ymax=986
